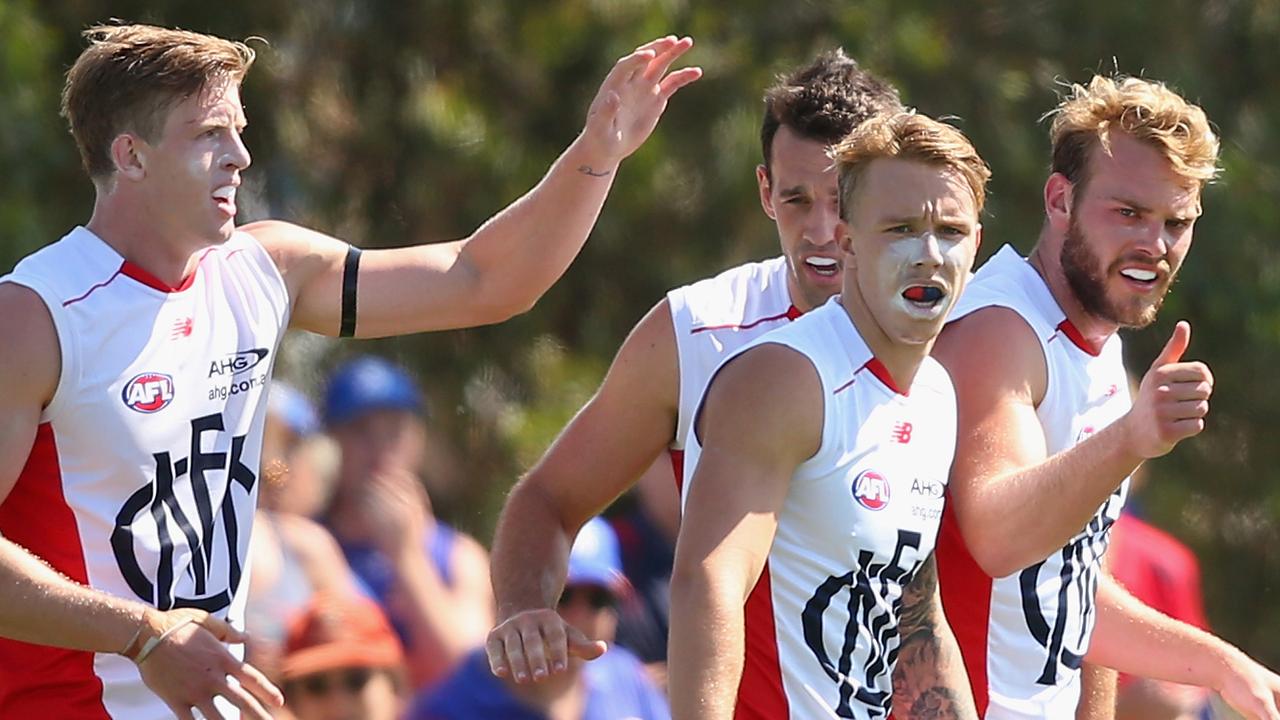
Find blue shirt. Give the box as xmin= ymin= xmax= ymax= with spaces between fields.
xmin=411 ymin=647 xmax=670 ymax=720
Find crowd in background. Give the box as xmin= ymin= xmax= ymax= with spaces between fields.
xmin=249 ymin=352 xmax=1220 ymax=720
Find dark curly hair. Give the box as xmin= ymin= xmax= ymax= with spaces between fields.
xmin=760 ymin=49 xmax=902 ymax=178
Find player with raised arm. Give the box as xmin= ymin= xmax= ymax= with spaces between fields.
xmin=0 ymin=23 xmax=698 ymax=720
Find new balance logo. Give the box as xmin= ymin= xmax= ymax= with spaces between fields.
xmin=171 ymin=317 xmax=194 ymax=339
xmin=891 ymin=421 xmax=913 ymax=444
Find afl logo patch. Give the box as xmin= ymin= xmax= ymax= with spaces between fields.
xmin=122 ymin=372 xmax=175 ymax=413
xmin=852 ymin=469 xmax=890 ymax=511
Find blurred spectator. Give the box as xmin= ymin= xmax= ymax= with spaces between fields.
xmin=322 ymin=356 xmax=494 ymax=689
xmin=1109 ymin=473 xmax=1213 ymax=720
xmin=281 ymin=593 xmax=407 ymax=720
xmin=247 ymin=383 xmax=360 ymax=686
xmin=412 ymin=517 xmax=669 ymax=720
xmin=608 ymin=456 xmax=679 ymax=691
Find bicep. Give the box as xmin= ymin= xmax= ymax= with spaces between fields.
xmin=934 ymin=310 xmax=1049 ymax=515
xmin=675 ymin=345 xmax=821 ymax=594
xmin=249 ymin=220 xmax=477 ymax=336
xmin=0 ymin=284 xmax=60 ymax=507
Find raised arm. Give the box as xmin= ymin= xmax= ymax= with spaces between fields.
xmin=253 ymin=37 xmax=701 ymax=337
xmin=933 ymin=310 xmax=1212 ymax=577
xmin=486 ymin=299 xmax=680 ymax=683
xmin=1089 ymin=574 xmax=1280 ymax=720
xmin=667 ymin=344 xmax=821 ymax=720
xmin=0 ymin=283 xmax=282 ymax=719
xmin=892 ymin=555 xmax=979 ymax=720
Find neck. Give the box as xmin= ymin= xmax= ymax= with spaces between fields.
xmin=1027 ymin=230 xmax=1118 ymax=349
xmin=86 ymin=191 xmax=215 ymax=289
xmin=837 ymin=284 xmax=929 ymax=393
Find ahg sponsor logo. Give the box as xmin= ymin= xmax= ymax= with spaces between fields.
xmin=208 ymin=348 xmax=269 ymax=378
xmin=122 ymin=372 xmax=175 ymax=414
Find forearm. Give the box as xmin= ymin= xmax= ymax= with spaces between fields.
xmin=892 ymin=558 xmax=979 ymax=720
xmin=0 ymin=534 xmax=144 ymax=654
xmin=668 ymin=567 xmax=748 ymax=720
xmin=962 ymin=420 xmax=1142 ymax=576
xmin=1088 ymin=575 xmax=1231 ymax=687
xmin=457 ymin=135 xmax=620 ymax=318
xmin=491 ymin=480 xmax=575 ymax=619
xmin=1076 ymin=662 xmax=1118 ymax=720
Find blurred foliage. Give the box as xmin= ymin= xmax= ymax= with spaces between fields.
xmin=2 ymin=0 xmax=1278 ymax=661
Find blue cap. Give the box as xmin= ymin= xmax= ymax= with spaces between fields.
xmin=269 ymin=382 xmax=319 ymax=436
xmin=323 ymin=356 xmax=426 ymax=427
xmin=567 ymin=517 xmax=628 ymax=593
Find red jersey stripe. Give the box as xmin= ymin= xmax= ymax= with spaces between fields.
xmin=690 ymin=305 xmax=803 ymax=334
xmin=0 ymin=424 xmax=110 ymax=718
xmin=935 ymin=493 xmax=994 ymax=715
xmin=735 ymin=563 xmax=789 ymax=719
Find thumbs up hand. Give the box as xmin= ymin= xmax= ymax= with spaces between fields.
xmin=1123 ymin=320 xmax=1214 ymax=458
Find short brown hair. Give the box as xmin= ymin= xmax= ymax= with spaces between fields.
xmin=832 ymin=112 xmax=991 ymax=218
xmin=1048 ymin=75 xmax=1219 ymax=193
xmin=760 ymin=49 xmax=903 ymax=177
xmin=62 ymin=23 xmax=256 ymax=180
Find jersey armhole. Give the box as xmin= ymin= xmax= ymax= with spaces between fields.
xmin=666 ymin=289 xmax=693 ymax=450
xmin=1 ymin=277 xmax=78 ymax=422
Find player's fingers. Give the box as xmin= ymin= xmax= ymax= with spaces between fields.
xmin=501 ymin=628 xmax=533 ymax=683
xmin=658 ymin=66 xmax=704 ymax=100
xmin=1161 ymin=380 xmax=1213 ymax=402
xmin=485 ymin=633 xmax=511 ymax=677
xmin=540 ymin=619 xmax=571 ymax=673
xmin=641 ymin=36 xmax=694 ymax=83
xmin=566 ymin=624 xmax=607 ymax=660
xmin=1150 ymin=320 xmax=1190 ymax=369
xmin=229 ymin=661 xmax=283 ymax=708
xmin=632 ymin=35 xmax=678 ymax=57
xmin=1167 ymin=417 xmax=1206 ymax=438
xmin=1154 ymin=362 xmax=1213 ymax=385
xmin=604 ymin=48 xmax=658 ymax=88
xmin=219 ymin=681 xmax=273 ymax=720
xmin=517 ymin=623 xmax=551 ymax=681
xmin=171 ymin=704 xmax=196 ymax=720
xmin=1162 ymin=399 xmax=1209 ymax=422
xmin=195 ymin=613 xmax=245 ymax=644
xmin=195 ymin=699 xmax=226 ymax=720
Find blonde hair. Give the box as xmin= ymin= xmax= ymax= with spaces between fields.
xmin=1047 ymin=75 xmax=1219 ymax=191
xmin=62 ymin=23 xmax=257 ymax=180
xmin=832 ymin=111 xmax=991 ymax=217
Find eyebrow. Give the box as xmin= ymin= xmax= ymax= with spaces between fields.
xmin=1113 ymin=195 xmax=1201 ymax=220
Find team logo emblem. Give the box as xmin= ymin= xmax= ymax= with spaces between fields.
xmin=852 ymin=469 xmax=890 ymax=511
xmin=122 ymin=372 xmax=175 ymax=413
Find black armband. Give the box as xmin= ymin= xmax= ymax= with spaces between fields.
xmin=339 ymin=245 xmax=361 ymax=338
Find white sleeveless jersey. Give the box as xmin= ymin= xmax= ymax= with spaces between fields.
xmin=682 ymin=297 xmax=956 ymax=719
xmin=0 ymin=226 xmax=289 ymax=719
xmin=667 ymin=256 xmax=798 ymax=486
xmin=935 ymin=245 xmax=1131 ymax=720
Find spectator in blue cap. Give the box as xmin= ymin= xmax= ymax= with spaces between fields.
xmin=412 ymin=517 xmax=669 ymax=720
xmin=320 ymin=355 xmax=494 ymax=691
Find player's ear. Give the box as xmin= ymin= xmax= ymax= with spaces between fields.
xmin=756 ymin=165 xmax=777 ymax=220
xmin=109 ymin=133 xmax=148 ymax=183
xmin=1044 ymin=173 xmax=1074 ymax=231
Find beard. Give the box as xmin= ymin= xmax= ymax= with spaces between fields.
xmin=1060 ymin=215 xmax=1175 ymax=329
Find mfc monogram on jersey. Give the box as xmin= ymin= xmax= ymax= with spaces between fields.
xmin=113 ymin=412 xmax=258 ymax=612
xmin=0 ymin=227 xmax=289 ymax=719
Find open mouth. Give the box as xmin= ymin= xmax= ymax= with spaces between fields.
xmin=804 ymin=256 xmax=840 ymax=278
xmin=1118 ymin=267 xmax=1160 ymax=290
xmin=212 ymin=186 xmax=237 ymax=214
xmin=902 ymin=285 xmax=946 ymax=309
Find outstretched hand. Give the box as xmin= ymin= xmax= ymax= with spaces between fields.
xmin=485 ymin=608 xmax=608 ymax=684
xmin=579 ymin=36 xmax=702 ymax=166
xmin=134 ymin=607 xmax=283 ymax=720
xmin=1123 ymin=320 xmax=1213 ymax=459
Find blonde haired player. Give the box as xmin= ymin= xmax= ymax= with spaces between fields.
xmin=669 ymin=111 xmax=990 ymax=720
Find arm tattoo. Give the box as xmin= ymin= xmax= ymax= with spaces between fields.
xmin=893 ymin=555 xmax=979 ymax=720
xmin=577 ymin=164 xmax=611 ymax=177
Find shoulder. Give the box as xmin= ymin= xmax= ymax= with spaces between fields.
xmin=698 ymin=342 xmax=823 ymax=457
xmin=934 ymin=304 xmax=1046 ymax=405
xmin=0 ymin=283 xmax=60 ymax=407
